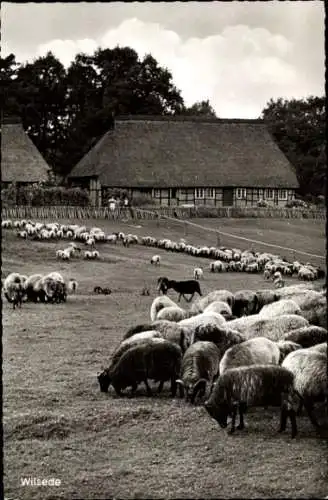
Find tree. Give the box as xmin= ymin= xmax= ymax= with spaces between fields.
xmin=261 ymin=96 xmax=326 ymax=197
xmin=16 ymin=52 xmax=68 ymax=171
xmin=0 ymin=53 xmax=21 ymax=117
xmin=181 ymin=99 xmax=217 ymax=117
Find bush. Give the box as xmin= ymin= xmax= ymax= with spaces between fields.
xmin=130 ymin=192 xmax=157 ymax=207
xmin=1 ymin=183 xmax=90 ymax=206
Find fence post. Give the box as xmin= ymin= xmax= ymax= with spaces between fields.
xmin=216 ymin=232 xmax=220 ymax=247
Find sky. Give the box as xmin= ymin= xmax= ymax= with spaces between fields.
xmin=2 ymin=1 xmax=325 ymax=118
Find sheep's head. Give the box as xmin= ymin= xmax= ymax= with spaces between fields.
xmin=97 ymin=370 xmax=111 ymax=393
xmin=204 ymin=400 xmax=231 ymax=428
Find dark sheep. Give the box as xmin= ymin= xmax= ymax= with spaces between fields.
xmin=176 ymin=341 xmax=221 ymax=403
xmin=204 ymin=365 xmax=297 ymax=437
xmin=192 ymin=323 xmax=246 ymax=357
xmin=158 ymin=277 xmax=202 ymax=302
xmin=97 ymin=339 xmax=182 ymax=397
xmin=233 ymin=290 xmax=259 ymax=317
xmin=283 ymin=326 xmax=327 ymax=348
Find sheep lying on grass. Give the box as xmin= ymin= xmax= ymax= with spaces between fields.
xmin=93 ymin=286 xmax=111 ymax=295
xmin=204 ymin=365 xmax=297 ymax=437
xmin=282 ymin=349 xmax=327 ymax=430
xmin=98 ymin=339 xmax=182 ymax=397
xmin=176 ymin=341 xmax=221 ymax=403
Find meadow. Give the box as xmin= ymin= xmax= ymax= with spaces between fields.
xmin=2 ymin=217 xmax=327 ymax=499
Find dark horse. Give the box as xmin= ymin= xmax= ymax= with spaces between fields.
xmin=157 ymin=277 xmax=202 ymax=302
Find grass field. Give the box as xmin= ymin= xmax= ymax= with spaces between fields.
xmin=3 ymin=217 xmax=327 ymax=499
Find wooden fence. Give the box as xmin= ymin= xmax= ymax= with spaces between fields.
xmin=1 ymin=205 xmax=326 ymax=221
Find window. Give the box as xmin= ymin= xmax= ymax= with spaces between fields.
xmin=265 ymin=188 xmax=274 ymax=200
xmin=206 ymin=188 xmax=215 ymax=198
xmin=195 ymin=188 xmax=204 ymax=199
xmin=236 ymin=188 xmax=247 ymax=199
xmin=278 ymin=189 xmax=287 ymax=200
xmin=153 ymin=189 xmax=161 ymax=198
xmin=171 ymin=188 xmax=177 ymax=198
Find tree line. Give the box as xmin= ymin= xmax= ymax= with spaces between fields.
xmin=1 ymin=47 xmax=325 ymax=197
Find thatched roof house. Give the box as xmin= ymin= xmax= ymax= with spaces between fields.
xmin=68 ymin=116 xmax=299 ymax=207
xmin=1 ymin=119 xmax=50 ymax=184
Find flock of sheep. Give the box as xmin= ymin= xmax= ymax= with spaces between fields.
xmin=2 ymin=218 xmax=325 ymax=282
xmin=2 ymin=217 xmax=327 ymax=440
xmin=98 ymin=282 xmax=327 ymax=438
xmin=2 ymin=271 xmax=78 ymax=309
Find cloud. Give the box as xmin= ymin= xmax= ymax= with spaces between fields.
xmin=37 ymin=38 xmax=98 ymax=67
xmin=3 ymin=12 xmax=324 ymax=118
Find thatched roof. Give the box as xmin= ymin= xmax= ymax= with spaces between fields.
xmin=1 ymin=121 xmax=50 ymax=183
xmin=69 ymin=116 xmax=299 ymax=189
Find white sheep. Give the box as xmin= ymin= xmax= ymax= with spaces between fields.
xmin=203 ymin=300 xmax=233 ymax=320
xmin=258 ymin=299 xmax=302 ymax=319
xmin=156 ymin=305 xmax=190 ymax=322
xmin=282 ymin=349 xmax=327 ymax=430
xmin=150 ymin=255 xmax=161 ymax=265
xmin=3 ymin=272 xmax=26 ymax=307
xmin=219 ymin=337 xmax=281 ymax=375
xmin=150 ymin=295 xmax=178 ymax=322
xmin=191 ymin=289 xmax=234 ymax=314
xmin=193 ymin=267 xmax=203 ymax=280
xmin=227 ymin=314 xmax=309 ymax=341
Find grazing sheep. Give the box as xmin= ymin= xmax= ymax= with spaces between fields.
xmin=204 ymin=365 xmax=297 ymax=437
xmin=203 ymin=300 xmax=233 ymax=320
xmin=176 ymin=341 xmax=221 ymax=403
xmin=191 ymin=290 xmax=235 ymax=314
xmin=275 ymin=340 xmax=303 ymax=363
xmin=150 ymin=295 xmax=178 ymax=322
xmin=306 ymin=343 xmax=327 ymax=354
xmin=289 ymin=291 xmax=326 ymax=327
xmin=124 ymin=320 xmax=189 ymax=353
xmin=258 ymin=299 xmax=302 ymax=319
xmin=255 ymin=289 xmax=280 ymax=309
xmin=151 ymin=255 xmax=161 ymax=265
xmin=219 ymin=337 xmax=281 ymax=375
xmin=282 ymin=325 xmax=327 ymax=348
xmin=111 ymin=331 xmax=164 ymax=366
xmin=193 ymin=267 xmax=203 ymax=280
xmin=233 ymin=290 xmax=259 ymax=317
xmin=97 ymin=339 xmax=182 ymax=397
xmin=23 ymin=273 xmax=44 ymax=302
xmin=156 ymin=305 xmax=190 ymax=322
xmin=227 ymin=314 xmax=309 ymax=341
xmin=282 ymin=349 xmax=327 ymax=429
xmin=3 ymin=272 xmax=25 ymax=309
xmin=191 ymin=323 xmax=245 ymax=357
xmin=94 ymin=286 xmax=103 ymax=294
